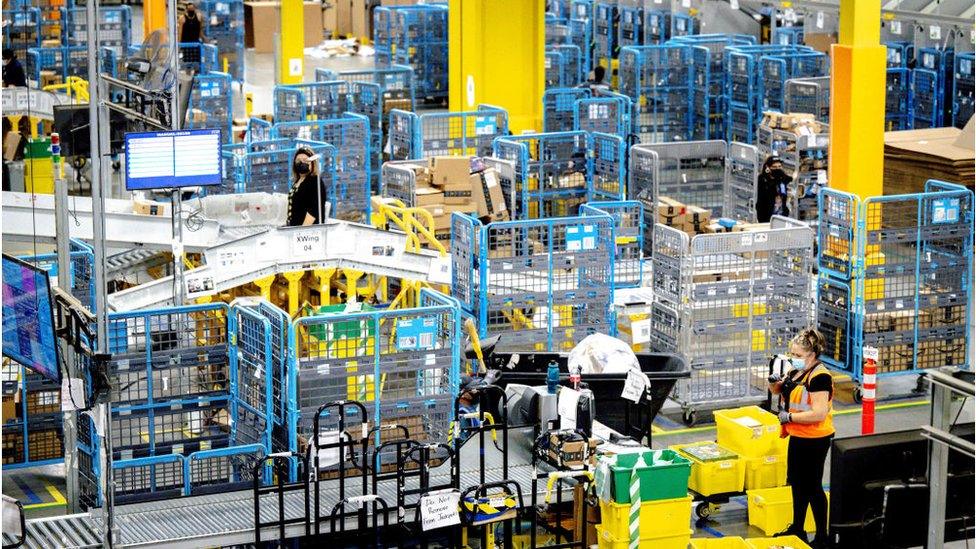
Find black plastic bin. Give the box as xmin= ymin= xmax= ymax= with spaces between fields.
xmin=485 ymin=351 xmax=689 ymax=441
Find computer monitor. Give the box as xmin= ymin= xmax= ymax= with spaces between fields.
xmin=124 ymin=128 xmax=222 ymax=190
xmin=1 ymin=254 xmax=60 ymax=384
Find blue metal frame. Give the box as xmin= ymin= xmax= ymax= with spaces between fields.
xmin=62 ymin=6 xmax=132 ymax=52
xmin=388 ymin=105 xmax=509 ymax=161
xmin=316 ymin=64 xmax=416 ymax=112
xmin=2 ymin=6 xmax=41 ymax=57
xmin=758 ymin=52 xmax=829 ymax=113
xmin=200 ymin=0 xmax=245 ymax=81
xmin=373 ymin=5 xmax=448 ymax=99
xmin=544 ymin=87 xmax=592 ymax=132
xmin=581 ymin=200 xmax=644 ymax=288
xmin=593 ymin=1 xmax=617 ymax=67
xmin=574 ymin=94 xmax=632 ymax=139
xmin=185 ymin=71 xmax=234 ymax=140
xmin=618 ymin=44 xmax=695 ymax=143
xmin=952 ymin=52 xmax=974 ymax=129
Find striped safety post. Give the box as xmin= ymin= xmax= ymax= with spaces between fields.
xmin=862 ymin=346 xmax=878 ymax=434
xmin=628 ymin=456 xmax=642 ymax=549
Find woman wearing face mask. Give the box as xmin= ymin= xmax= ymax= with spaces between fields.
xmin=756 ymin=155 xmax=791 ymax=222
xmin=287 ymin=147 xmax=328 ymax=226
xmin=768 ymin=328 xmax=833 ymax=548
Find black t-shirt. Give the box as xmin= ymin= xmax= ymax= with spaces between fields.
xmin=287 ymin=175 xmax=328 ymax=226
xmin=3 ymin=59 xmax=28 ymax=88
xmin=756 ymin=172 xmax=790 ymax=222
xmin=789 ymin=366 xmax=833 ymax=399
xmin=180 ymin=14 xmax=202 ymax=43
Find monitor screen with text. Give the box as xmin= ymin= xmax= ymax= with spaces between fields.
xmin=124 ymin=128 xmax=222 ymax=190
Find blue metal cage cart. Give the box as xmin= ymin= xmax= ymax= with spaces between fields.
xmin=387 ymin=105 xmax=509 ymax=161
xmin=816 ymin=182 xmax=974 ymax=396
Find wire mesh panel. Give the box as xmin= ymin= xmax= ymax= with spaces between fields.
xmin=593 ymin=1 xmax=617 ymax=69
xmin=618 ymin=45 xmax=694 ymax=143
xmin=178 ymin=42 xmax=220 ymax=74
xmin=200 ymin=0 xmax=245 ymax=81
xmin=759 ymin=52 xmax=829 ymax=114
xmin=581 ymin=201 xmax=643 ymax=288
xmin=2 ymin=362 xmax=64 ymax=469
xmin=910 ymin=68 xmax=940 ymax=129
xmin=546 ymin=21 xmax=572 ymax=45
xmin=317 ymin=64 xmax=416 ymax=113
xmin=652 ymin=217 xmax=814 ymax=415
xmin=552 ymin=44 xmax=584 ymax=86
xmin=19 ymin=239 xmax=97 ymax=313
xmin=952 ymin=52 xmax=974 ymax=128
xmin=590 ymin=131 xmax=627 ymax=201
xmin=670 ymin=13 xmax=698 ymax=38
xmin=784 ymin=76 xmax=829 ymax=122
xmin=885 ymin=67 xmax=911 ymax=131
xmin=643 ymin=140 xmax=728 ymax=216
xmin=374 ymin=5 xmax=449 ymax=99
xmin=272 ymin=116 xmax=372 ymax=221
xmin=817 ymin=189 xmax=858 ymax=280
xmin=452 ymin=214 xmax=615 ymax=351
xmin=724 ymin=142 xmax=759 ymax=223
xmin=78 ymin=304 xmax=274 ymax=507
xmin=388 ymin=109 xmax=422 ymax=160
xmin=544 ymin=87 xmax=592 ymax=132
xmin=569 ymin=17 xmax=593 ymax=77
xmin=63 ymin=6 xmax=131 ymax=52
xmin=616 ymin=4 xmax=644 ymax=51
xmin=185 ymin=72 xmax=234 ymax=139
xmin=546 ymin=49 xmax=565 ymax=88
xmin=574 ymin=95 xmax=631 ymax=138
xmin=419 ymin=106 xmax=510 ymax=158
xmin=289 ymin=293 xmax=460 ymax=455
xmin=494 ymin=131 xmax=590 ymax=220
xmin=228 ymin=138 xmax=335 ymax=199
xmin=3 ymin=7 xmax=42 ymax=57
xmin=816 ymin=276 xmax=853 ymax=373
xmin=674 ymin=35 xmax=756 ymax=140
xmin=643 ymin=9 xmax=670 ymax=45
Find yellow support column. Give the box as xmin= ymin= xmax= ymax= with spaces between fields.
xmin=143 ymin=0 xmax=167 ymax=38
xmin=828 ymin=0 xmax=886 ymax=198
xmin=283 ymin=271 xmax=306 ymax=316
xmin=254 ymin=275 xmax=277 ymax=302
xmin=279 ymin=0 xmax=305 ymax=84
xmin=449 ymin=0 xmax=545 ymax=133
xmin=343 ymin=269 xmax=363 ymax=304
xmin=314 ymin=268 xmax=336 ymax=306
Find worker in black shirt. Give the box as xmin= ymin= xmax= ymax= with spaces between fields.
xmin=180 ymin=3 xmax=204 ymax=43
xmin=287 ymin=147 xmax=329 ymax=226
xmin=3 ymin=49 xmax=28 ymax=88
xmin=756 ymin=155 xmax=791 ymax=222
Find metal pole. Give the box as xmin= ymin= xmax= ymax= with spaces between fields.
xmin=169 ymin=0 xmax=186 ymax=304
xmin=926 ymin=380 xmax=950 ymax=548
xmin=53 ymin=142 xmax=80 ymax=514
xmin=84 ymin=0 xmax=114 ymax=545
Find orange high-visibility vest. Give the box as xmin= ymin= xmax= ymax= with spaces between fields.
xmin=785 ymin=364 xmax=835 ymax=438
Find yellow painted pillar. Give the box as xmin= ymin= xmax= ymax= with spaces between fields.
xmin=143 ymin=0 xmax=167 ymax=38
xmin=449 ymin=0 xmax=545 ymax=133
xmin=828 ymin=0 xmax=886 ymax=198
xmin=283 ymin=271 xmax=306 ymax=316
xmin=279 ymin=0 xmax=305 ymax=84
xmin=314 ymin=268 xmax=336 ymax=307
xmin=254 ymin=275 xmax=276 ymax=302
xmin=343 ymin=269 xmax=363 ymax=304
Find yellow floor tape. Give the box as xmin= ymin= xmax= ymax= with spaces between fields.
xmin=23 ymin=483 xmax=66 ymax=510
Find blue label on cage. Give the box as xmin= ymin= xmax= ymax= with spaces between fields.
xmin=566 ymin=225 xmax=596 ymax=251
xmin=396 ymin=317 xmax=437 ymax=351
xmin=106 ymin=12 xmax=120 ymax=23
xmin=475 ymin=116 xmax=496 ymax=136
xmin=932 ymin=198 xmax=960 ymax=224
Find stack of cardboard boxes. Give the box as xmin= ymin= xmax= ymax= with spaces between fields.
xmin=390 ymin=156 xmax=509 ymax=244
xmin=656 ymin=197 xmax=713 ymax=236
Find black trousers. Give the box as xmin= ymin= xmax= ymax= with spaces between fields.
xmin=787 ymin=434 xmax=833 ymax=537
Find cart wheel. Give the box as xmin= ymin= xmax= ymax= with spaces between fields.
xmin=682 ymin=409 xmax=697 ymax=427
xmin=695 ymin=501 xmax=711 ymax=520
xmin=852 ymin=386 xmax=863 ymax=404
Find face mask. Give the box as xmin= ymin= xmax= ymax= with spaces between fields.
xmin=790 ymin=357 xmax=806 ymax=370
xmin=294 ymin=162 xmax=310 ymax=175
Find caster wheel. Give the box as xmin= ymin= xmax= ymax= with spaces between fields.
xmin=695 ymin=501 xmax=711 ymax=520
xmin=682 ymin=410 xmax=697 ymax=427
xmin=913 ymin=375 xmax=927 ymax=394
xmin=852 ymin=386 xmax=863 ymax=404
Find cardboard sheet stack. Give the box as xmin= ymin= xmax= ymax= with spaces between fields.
xmin=883 ymin=123 xmax=975 ymax=195
xmin=392 ymin=156 xmax=509 ymax=244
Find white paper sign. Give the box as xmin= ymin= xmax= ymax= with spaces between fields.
xmin=863 ymin=346 xmax=879 ymax=361
xmin=730 ymin=0 xmax=739 ymax=10
xmin=291 ymin=230 xmax=325 ymax=257
xmin=929 ymin=25 xmax=941 ymax=40
xmin=816 ymin=11 xmax=824 ymax=29
xmin=289 ymin=58 xmax=303 ymax=77
xmin=631 ymin=318 xmax=651 ymax=344
xmin=61 ymin=377 xmax=86 ymax=412
xmin=891 ymin=20 xmax=902 ymax=35
xmin=621 ymin=369 xmax=648 ymax=403
xmin=420 ymin=490 xmax=461 ymax=531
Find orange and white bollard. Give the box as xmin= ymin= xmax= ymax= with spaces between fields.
xmin=862 ymin=346 xmax=878 ymax=434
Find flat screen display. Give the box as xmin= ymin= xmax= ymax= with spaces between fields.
xmin=124 ymin=128 xmax=222 ymax=190
xmin=2 ymin=254 xmax=60 ymax=383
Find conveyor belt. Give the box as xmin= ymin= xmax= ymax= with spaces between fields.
xmin=6 ymin=435 xmax=538 ymax=549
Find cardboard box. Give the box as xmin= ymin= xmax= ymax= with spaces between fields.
xmin=39 ymin=69 xmax=60 ymax=88
xmin=685 ymin=205 xmax=711 ymax=225
xmin=26 ymin=390 xmax=59 ymax=415
xmin=27 ymin=429 xmax=62 ymax=461
xmin=473 ymin=168 xmax=509 ymax=219
xmin=657 ymin=196 xmax=685 ymax=216
xmin=335 ymin=0 xmax=352 ymax=36
xmin=443 ymin=179 xmax=474 ymax=205
xmin=804 ymin=32 xmax=837 ymax=54
xmin=133 ymin=199 xmax=170 ymax=217
xmin=322 ymin=0 xmax=339 ymax=37
xmin=429 ymin=156 xmax=472 ymax=187
xmin=245 ymin=1 xmax=323 ymax=53
xmin=659 ymin=212 xmax=686 ymax=227
xmin=2 ymin=432 xmax=22 ymax=464
xmin=2 ymin=396 xmax=16 ymax=423
xmin=4 ymin=132 xmax=21 ymax=161
xmin=41 ymin=39 xmax=61 ymax=48
xmin=351 ymin=0 xmax=369 ymax=40
xmin=414 ymin=187 xmax=443 ymax=207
